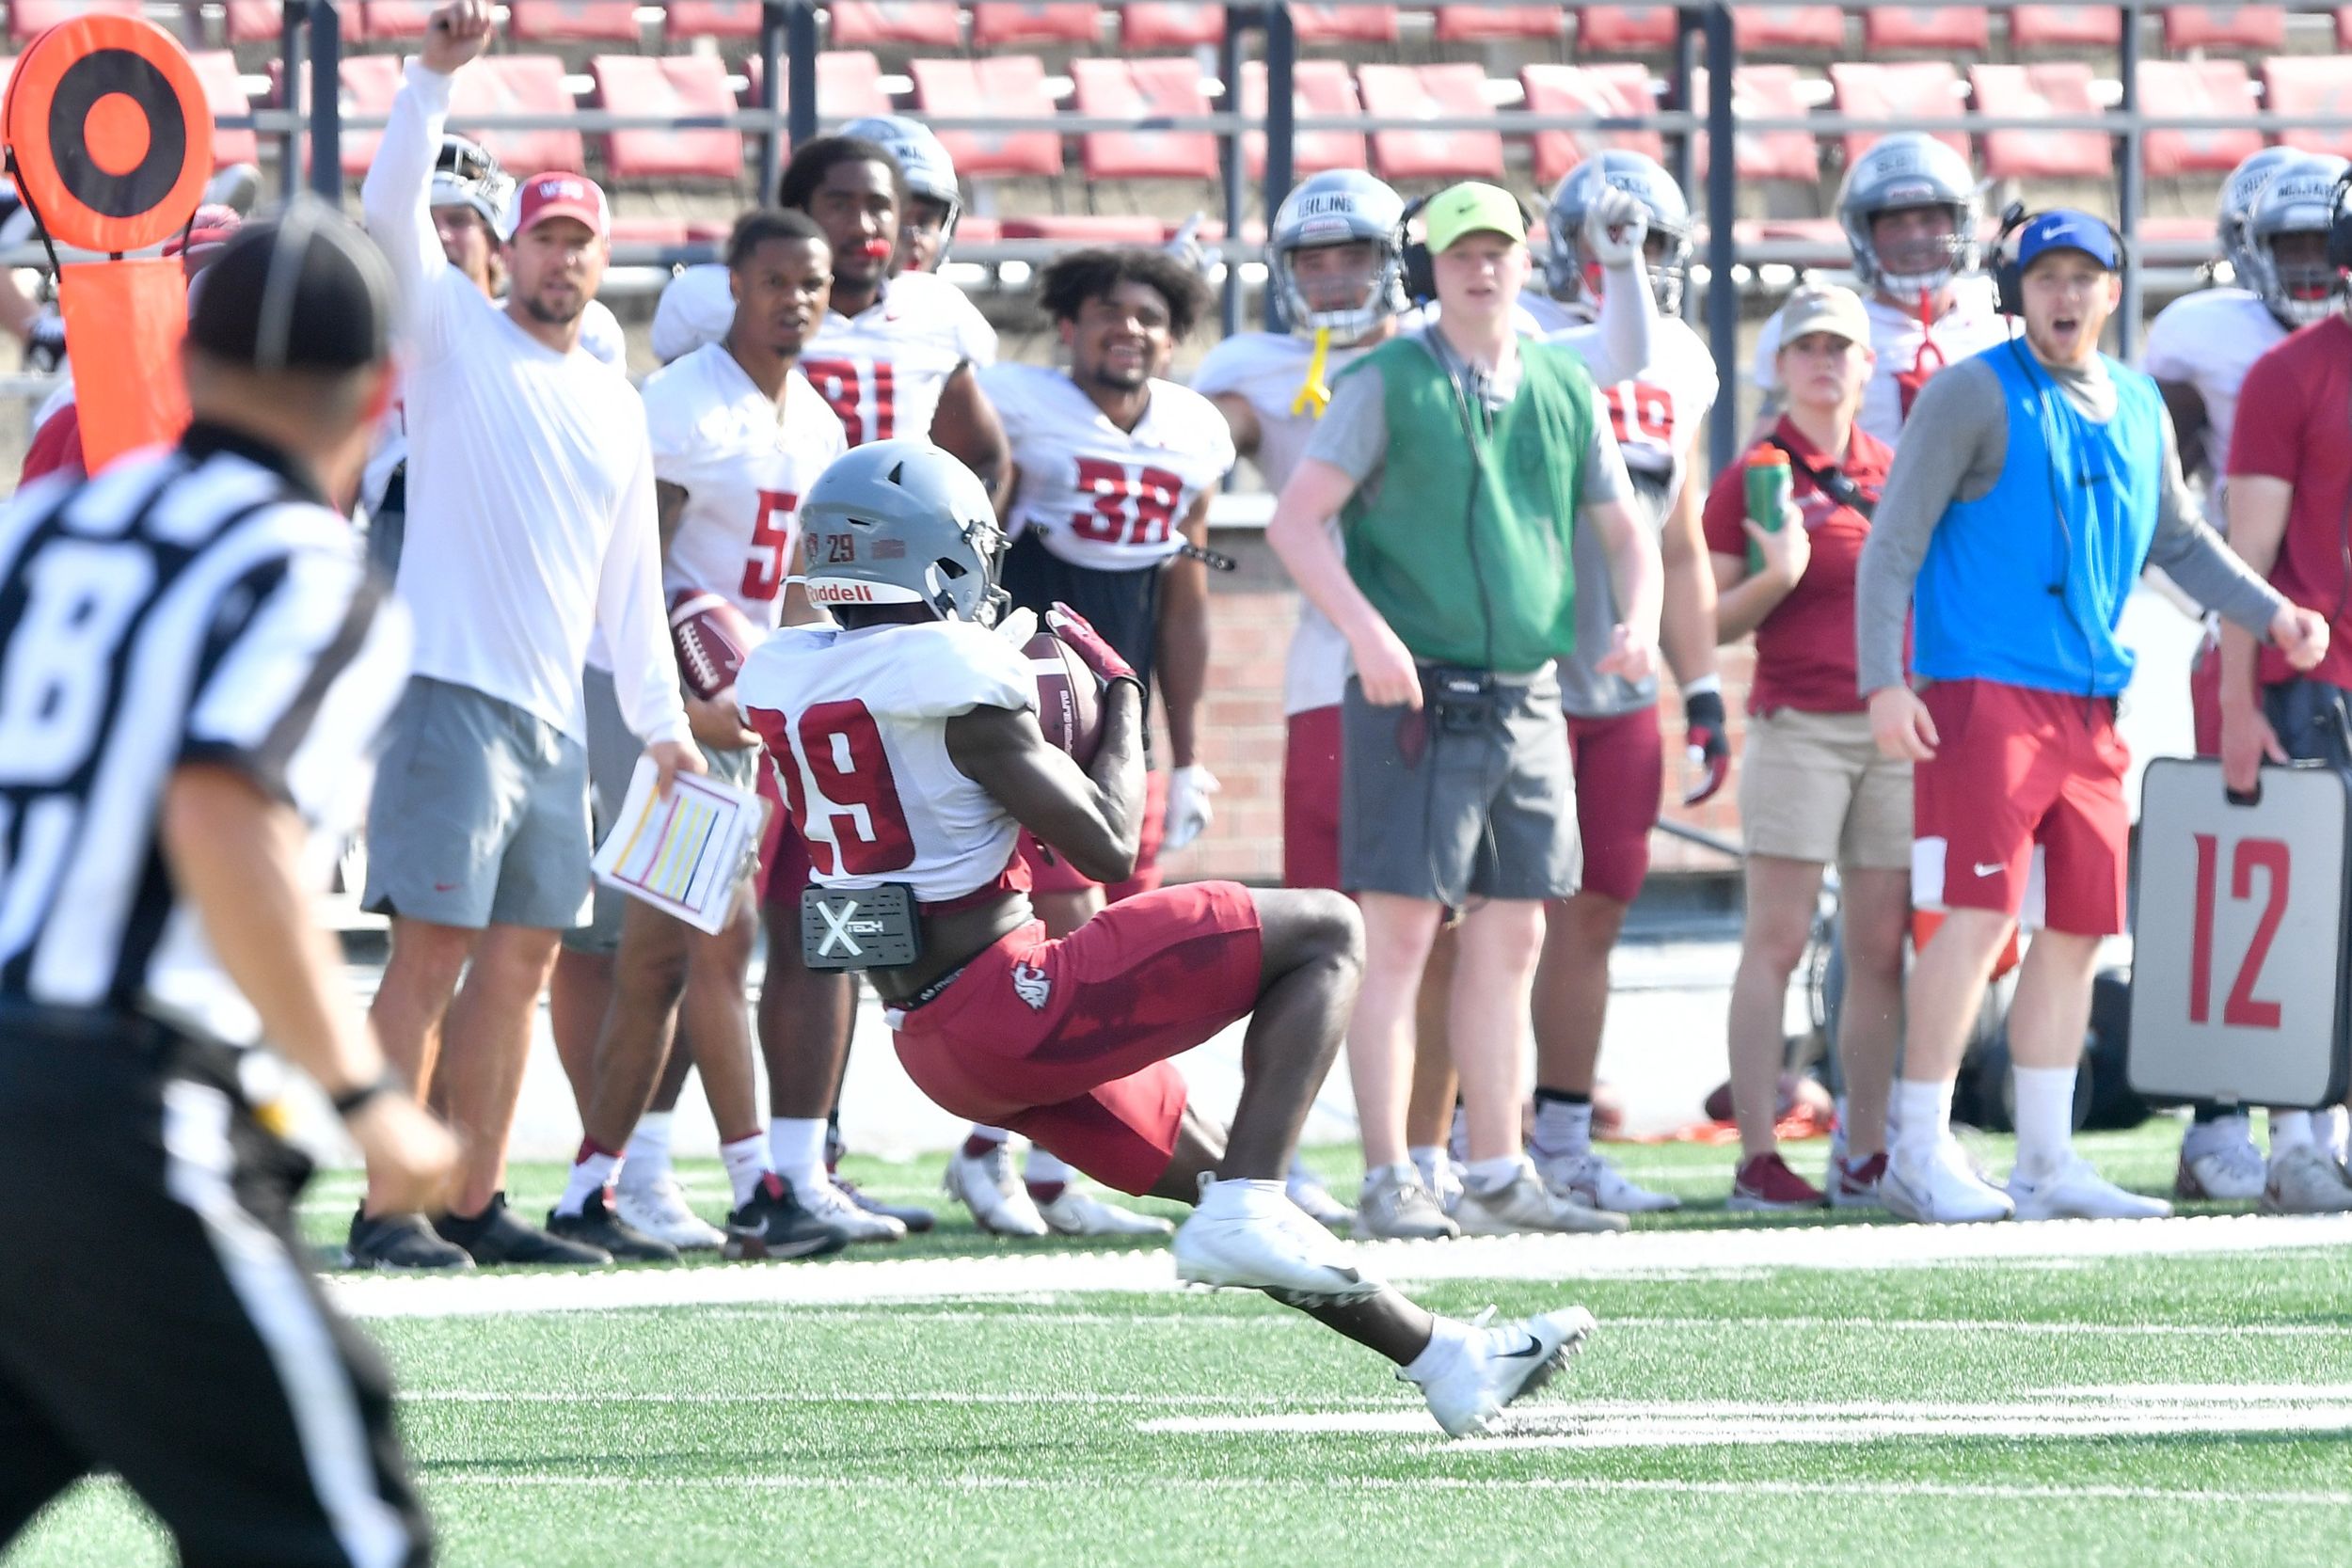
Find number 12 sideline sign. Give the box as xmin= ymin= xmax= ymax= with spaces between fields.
xmin=2129 ymin=758 xmax=2352 ymax=1109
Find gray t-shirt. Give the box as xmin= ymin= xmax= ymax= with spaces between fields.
xmin=1854 ymin=349 xmax=2285 ymax=695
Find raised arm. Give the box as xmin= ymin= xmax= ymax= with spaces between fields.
xmin=359 ymin=1 xmax=492 ymax=363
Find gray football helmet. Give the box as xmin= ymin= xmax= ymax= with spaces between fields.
xmin=1836 ymin=132 xmax=1981 ymax=296
xmin=1545 ymin=150 xmax=1692 ymax=314
xmin=1267 ymin=169 xmax=1407 ymax=342
xmin=840 ymin=114 xmax=962 ymax=261
xmin=801 ymin=440 xmax=1008 ymax=626
xmin=2218 ymin=146 xmax=2301 ymax=286
xmin=2238 ymin=152 xmax=2348 ymax=327
xmin=432 ymin=134 xmax=513 ymax=231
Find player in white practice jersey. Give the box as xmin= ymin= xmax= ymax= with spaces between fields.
xmin=838 ymin=114 xmax=961 ymax=276
xmin=740 ymin=437 xmax=1600 ymax=1440
xmin=946 ymin=246 xmax=1238 ymax=1238
xmin=2149 ymin=150 xmax=2352 ymax=1206
xmin=1753 ymin=134 xmax=2008 ymax=448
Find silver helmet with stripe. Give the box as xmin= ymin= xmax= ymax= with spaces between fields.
xmin=1267 ymin=169 xmax=1407 ymax=342
xmin=1545 ymin=150 xmax=1692 ymax=314
xmin=800 ymin=440 xmax=1008 ymax=626
xmin=1836 ymin=132 xmax=1981 ymax=296
xmin=2238 ymin=152 xmax=2349 ymax=327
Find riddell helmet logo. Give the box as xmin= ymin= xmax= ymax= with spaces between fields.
xmin=808 ymin=581 xmax=876 ymax=603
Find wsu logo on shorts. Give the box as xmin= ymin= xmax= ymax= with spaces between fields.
xmin=1011 ymin=962 xmax=1051 ymax=1012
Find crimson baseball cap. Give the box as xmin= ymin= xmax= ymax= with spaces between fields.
xmin=510 ymin=171 xmax=610 ymax=239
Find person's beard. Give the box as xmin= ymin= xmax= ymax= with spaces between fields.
xmin=523 ymin=288 xmax=584 ymax=327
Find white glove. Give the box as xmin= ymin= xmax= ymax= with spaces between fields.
xmin=1163 ymin=764 xmax=1219 ymax=852
xmin=994 ymin=606 xmax=1039 ymax=647
xmin=1163 ymin=213 xmax=1223 ymax=281
xmin=1581 ymin=184 xmax=1649 ymax=270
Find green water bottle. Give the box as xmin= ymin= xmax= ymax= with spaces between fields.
xmin=1744 ymin=446 xmax=1793 ymax=576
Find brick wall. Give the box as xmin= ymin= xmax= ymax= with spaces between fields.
xmin=1154 ymin=527 xmax=1762 ymax=885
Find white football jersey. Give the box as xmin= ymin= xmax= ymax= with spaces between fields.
xmin=1753 ymin=274 xmax=2009 ymax=448
xmin=739 ymin=619 xmax=1035 ymax=902
xmin=982 ymin=363 xmax=1237 ymax=572
xmin=651 ymin=264 xmax=995 ymax=451
xmin=2141 ymin=287 xmax=2286 ymax=499
xmin=642 ymin=343 xmax=848 ymax=624
xmin=1554 ymin=312 xmax=1718 ymax=504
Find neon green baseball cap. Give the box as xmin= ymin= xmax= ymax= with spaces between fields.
xmin=1422 ymin=182 xmax=1527 ymax=254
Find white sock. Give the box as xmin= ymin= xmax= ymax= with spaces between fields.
xmin=556 ymin=1147 xmax=619 ymax=1217
xmin=1404 ymin=1315 xmax=1474 ymax=1381
xmin=1367 ymin=1160 xmax=1419 ymax=1197
xmin=2270 ymin=1110 xmax=2316 ymax=1154
xmin=1529 ymin=1098 xmax=1593 ymax=1162
xmin=2324 ymin=1107 xmax=2351 ymax=1162
xmin=769 ymin=1116 xmax=828 ymax=1194
xmin=1200 ymin=1176 xmax=1285 ymax=1215
xmin=1287 ymin=1155 xmax=1322 ymax=1188
xmin=1891 ymin=1078 xmax=1954 ymax=1166
xmin=1407 ymin=1145 xmax=1445 ymax=1192
xmin=1025 ymin=1148 xmax=1076 ymax=1184
xmin=619 ymin=1112 xmax=674 ymax=1192
xmin=1465 ymin=1155 xmax=1527 ymax=1196
xmin=2011 ymin=1066 xmax=2078 ymax=1180
xmin=720 ymin=1132 xmax=771 ymax=1209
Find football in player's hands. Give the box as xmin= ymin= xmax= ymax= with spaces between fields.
xmin=1025 ymin=631 xmax=1105 ymax=767
xmin=670 ymin=591 xmax=758 ymax=701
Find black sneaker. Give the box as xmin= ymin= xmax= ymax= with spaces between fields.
xmin=435 ymin=1191 xmax=612 ymax=1266
xmin=725 ymin=1173 xmax=854 ymax=1261
xmin=546 ymin=1190 xmax=680 ymax=1262
xmin=834 ymin=1173 xmax=936 ymax=1234
xmin=344 ymin=1208 xmax=475 ymax=1272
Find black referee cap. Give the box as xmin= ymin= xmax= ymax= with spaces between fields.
xmin=187 ymin=197 xmax=395 ymax=373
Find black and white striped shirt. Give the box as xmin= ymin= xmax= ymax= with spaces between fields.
xmin=0 ymin=423 xmax=411 ymax=1047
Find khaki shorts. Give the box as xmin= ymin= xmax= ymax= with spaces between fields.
xmin=1738 ymin=706 xmax=1912 ymax=871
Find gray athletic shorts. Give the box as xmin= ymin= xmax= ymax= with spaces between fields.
xmin=566 ymin=665 xmax=761 ymax=956
xmin=363 ymin=676 xmax=594 ymax=931
xmin=1340 ymin=663 xmax=1581 ymax=905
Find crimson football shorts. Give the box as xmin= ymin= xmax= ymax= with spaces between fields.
xmin=1565 ymin=705 xmax=1663 ymax=904
xmin=1912 ymin=678 xmax=2130 ymax=937
xmin=1281 ymin=705 xmax=1342 ymax=892
xmin=889 ymin=880 xmax=1263 ymax=1196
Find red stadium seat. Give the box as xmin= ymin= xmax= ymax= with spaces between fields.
xmin=664 ymin=3 xmax=766 ymax=39
xmin=1731 ymin=7 xmax=1846 ymax=52
xmin=1575 ymin=7 xmax=1677 ymax=53
xmin=2164 ymin=7 xmax=2285 ymax=52
xmin=1969 ymin=63 xmax=2109 ymax=182
xmin=1242 ymin=59 xmax=1367 ymax=179
xmin=191 ymin=51 xmax=258 ymax=170
xmin=2262 ymin=56 xmax=2352 ymax=162
xmin=970 ymin=3 xmax=1102 ymax=46
xmin=1000 ymin=214 xmax=1168 ymax=244
xmin=336 ymin=54 xmax=403 ymax=176
xmin=1358 ymin=63 xmax=1504 ymax=182
xmin=1688 ymin=65 xmax=1819 ymax=185
xmin=449 ymin=55 xmax=583 ymax=178
xmin=827 ymin=2 xmax=961 ymax=47
xmin=1290 ymin=4 xmax=1399 ymax=43
xmin=1122 ymin=5 xmax=1223 ymax=48
xmin=1863 ymin=7 xmax=1990 ymax=52
xmin=1434 ymin=4 xmax=1563 ymax=43
xmin=225 ymin=1 xmax=288 ymax=43
xmin=1828 ymin=60 xmax=1968 ymax=165
xmin=508 ymin=2 xmax=641 ymax=41
xmin=2006 ymin=7 xmax=2121 ymax=48
xmin=2138 ymin=59 xmax=2261 ymax=178
xmin=911 ymin=55 xmax=1064 ymax=178
xmin=1071 ymin=57 xmax=1217 ymax=182
xmin=10 ymin=1 xmax=140 ymax=40
xmin=594 ymin=55 xmax=741 ymax=182
xmin=1519 ymin=62 xmax=1661 ymax=190
xmin=608 ymin=214 xmax=691 ymax=248
xmin=739 ymin=53 xmax=894 ymax=122
xmin=360 ymin=3 xmax=439 ymax=38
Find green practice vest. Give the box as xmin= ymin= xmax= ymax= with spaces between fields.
xmin=1337 ymin=332 xmax=1597 ymax=673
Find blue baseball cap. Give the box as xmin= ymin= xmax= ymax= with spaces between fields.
xmin=2015 ymin=209 xmax=2120 ymax=274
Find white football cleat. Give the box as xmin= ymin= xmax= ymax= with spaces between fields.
xmin=1286 ymin=1170 xmax=1358 ymax=1231
xmin=1537 ymin=1150 xmax=1681 ymax=1213
xmin=945 ymin=1141 xmax=1050 ymax=1237
xmin=2007 ymin=1155 xmax=2172 ymax=1221
xmin=1882 ymin=1138 xmax=2015 ymax=1225
xmin=612 ymin=1173 xmax=725 ymax=1251
xmin=798 ymin=1174 xmax=908 ymax=1243
xmin=1354 ymin=1164 xmax=1460 ymax=1241
xmin=1454 ymin=1163 xmax=1629 ymax=1235
xmin=1174 ymin=1179 xmax=1381 ymax=1302
xmin=1037 ymin=1188 xmax=1174 ymax=1238
xmin=2175 ymin=1129 xmax=2267 ymax=1202
xmin=1406 ymin=1306 xmax=1597 ymax=1439
xmin=2263 ymin=1145 xmax=2352 ymax=1214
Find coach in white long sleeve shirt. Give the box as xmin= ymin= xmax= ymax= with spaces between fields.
xmin=350 ymin=0 xmax=705 ymax=1269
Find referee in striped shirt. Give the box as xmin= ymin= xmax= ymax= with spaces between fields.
xmin=0 ymin=207 xmax=451 ymax=1564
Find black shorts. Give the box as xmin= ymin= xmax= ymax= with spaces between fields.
xmin=998 ymin=531 xmax=1164 ymax=693
xmin=0 ymin=1009 xmax=431 ymax=1568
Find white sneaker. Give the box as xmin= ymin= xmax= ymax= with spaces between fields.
xmin=2008 ymin=1154 xmax=2172 ymax=1221
xmin=1037 ymin=1187 xmax=1173 ymax=1238
xmin=1882 ymin=1138 xmax=2015 ymax=1224
xmin=1174 ymin=1179 xmax=1382 ymax=1302
xmin=1454 ymin=1163 xmax=1630 ymax=1236
xmin=2263 ymin=1145 xmax=2352 ymax=1214
xmin=1405 ymin=1305 xmax=1597 ymax=1438
xmin=2176 ymin=1127 xmax=2267 ymax=1202
xmin=944 ymin=1142 xmax=1050 ymax=1237
xmin=799 ymin=1174 xmax=908 ymax=1243
xmin=612 ymin=1174 xmax=724 ymax=1251
xmin=1537 ymin=1150 xmax=1680 ymax=1213
xmin=1354 ymin=1164 xmax=1460 ymax=1241
xmin=1286 ymin=1171 xmax=1358 ymax=1231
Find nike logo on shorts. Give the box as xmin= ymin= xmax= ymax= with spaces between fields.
xmin=1973 ymin=862 xmax=2004 ymax=878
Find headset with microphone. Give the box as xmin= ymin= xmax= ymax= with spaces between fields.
xmin=1395 ymin=189 xmax=1541 ymax=308
xmin=1990 ymin=201 xmax=2128 ymax=318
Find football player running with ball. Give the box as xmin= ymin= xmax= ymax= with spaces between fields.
xmin=739 ymin=440 xmax=1597 ymax=1438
